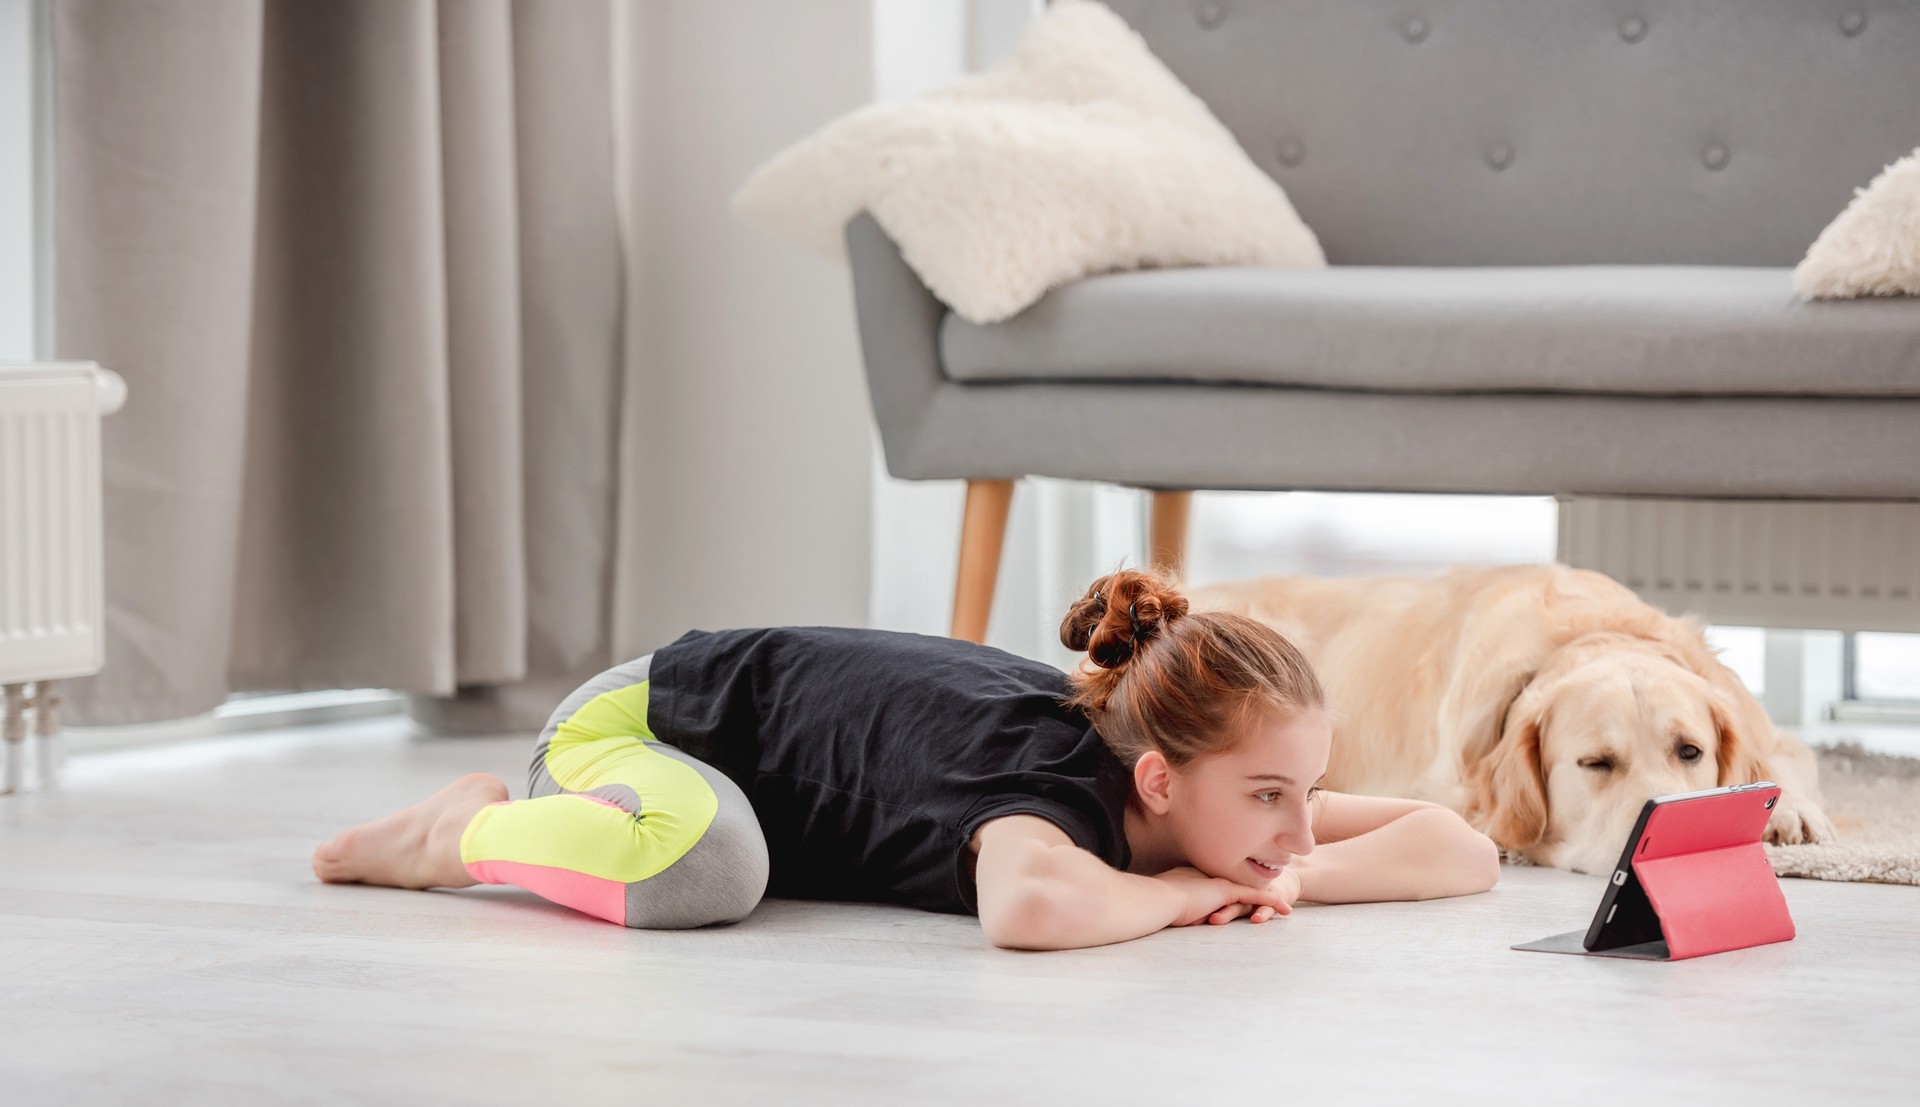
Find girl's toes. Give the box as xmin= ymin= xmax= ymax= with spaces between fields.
xmin=311 ymin=833 xmax=357 ymax=882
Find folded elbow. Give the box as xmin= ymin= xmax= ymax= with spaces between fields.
xmin=1464 ymin=828 xmax=1502 ymax=893
xmin=1447 ymin=815 xmax=1502 ymax=895
xmin=980 ymin=879 xmax=1073 ymax=950
xmin=978 ymin=843 xmax=1091 ymax=950
xmin=1414 ymin=807 xmax=1502 ymax=898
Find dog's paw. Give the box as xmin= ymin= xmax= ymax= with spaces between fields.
xmin=1765 ymin=796 xmax=1836 ymax=845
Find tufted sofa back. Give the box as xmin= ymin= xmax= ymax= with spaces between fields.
xmin=1099 ymin=0 xmax=1920 ymax=266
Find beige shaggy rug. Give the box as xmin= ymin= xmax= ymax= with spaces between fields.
xmin=1768 ymin=743 xmax=1920 ymax=886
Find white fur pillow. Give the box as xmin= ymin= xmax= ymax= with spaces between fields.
xmin=731 ymin=0 xmax=1325 ymax=324
xmin=1793 ymin=145 xmax=1920 ymax=300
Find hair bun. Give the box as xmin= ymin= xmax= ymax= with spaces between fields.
xmin=1059 ymin=568 xmax=1190 ymax=670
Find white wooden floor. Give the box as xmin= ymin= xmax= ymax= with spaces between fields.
xmin=4 ymin=715 xmax=1918 ymax=1105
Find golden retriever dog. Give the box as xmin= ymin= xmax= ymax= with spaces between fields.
xmin=1188 ymin=564 xmax=1834 ymax=873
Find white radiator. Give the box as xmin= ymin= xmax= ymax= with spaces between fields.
xmin=1 ymin=361 xmax=127 ymax=793
xmin=1558 ymin=496 xmax=1920 ymax=633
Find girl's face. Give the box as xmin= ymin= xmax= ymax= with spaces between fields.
xmin=1156 ymin=708 xmax=1332 ymax=884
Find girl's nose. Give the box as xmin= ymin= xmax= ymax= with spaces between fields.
xmin=1278 ymin=821 xmax=1314 ymax=858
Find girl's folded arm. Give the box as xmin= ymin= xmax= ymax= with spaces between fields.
xmin=972 ymin=815 xmax=1290 ymax=951
xmin=972 ymin=815 xmax=1183 ymax=950
xmin=1293 ymin=802 xmax=1501 ymax=904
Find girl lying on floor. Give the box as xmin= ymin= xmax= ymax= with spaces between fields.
xmin=312 ymin=568 xmax=1499 ymax=949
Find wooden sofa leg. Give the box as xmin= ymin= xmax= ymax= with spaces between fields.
xmin=1149 ymin=490 xmax=1192 ymax=579
xmin=951 ymin=479 xmax=1016 ymax=643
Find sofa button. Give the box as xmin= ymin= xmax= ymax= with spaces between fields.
xmin=1486 ymin=143 xmax=1513 ymax=170
xmin=1840 ymin=12 xmax=1867 ymax=36
xmin=1276 ymin=139 xmax=1305 ymax=167
xmin=1403 ymin=16 xmax=1429 ymax=43
xmin=1620 ymin=17 xmax=1647 ymax=43
xmin=1702 ymin=143 xmax=1729 ymax=170
xmin=1198 ymin=2 xmax=1225 ymax=29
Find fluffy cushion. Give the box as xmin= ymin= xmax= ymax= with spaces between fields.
xmin=1793 ymin=145 xmax=1920 ymax=300
xmin=731 ymin=0 xmax=1324 ymax=324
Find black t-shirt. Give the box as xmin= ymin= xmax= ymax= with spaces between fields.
xmin=646 ymin=626 xmax=1134 ymax=914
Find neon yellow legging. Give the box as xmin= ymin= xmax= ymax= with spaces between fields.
xmin=455 ymin=654 xmax=770 ymax=927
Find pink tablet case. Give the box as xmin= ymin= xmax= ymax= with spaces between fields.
xmin=1515 ymin=786 xmax=1794 ymax=961
xmin=1632 ymin=787 xmax=1795 ymax=959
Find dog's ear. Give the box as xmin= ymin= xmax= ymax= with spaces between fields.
xmin=1657 ymin=611 xmax=1773 ymax=787
xmin=1709 ymin=690 xmax=1768 ymax=787
xmin=1464 ymin=700 xmax=1549 ymax=853
xmin=1442 ymin=634 xmax=1546 ymax=762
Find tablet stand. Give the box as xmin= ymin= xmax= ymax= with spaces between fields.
xmin=1513 ymin=788 xmax=1795 ymax=962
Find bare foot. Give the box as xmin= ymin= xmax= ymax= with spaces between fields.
xmin=312 ymin=772 xmax=510 ymax=890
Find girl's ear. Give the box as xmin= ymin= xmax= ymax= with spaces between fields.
xmin=1133 ymin=750 xmax=1174 ymax=816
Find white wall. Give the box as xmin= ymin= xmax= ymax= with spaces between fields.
xmin=864 ymin=0 xmax=1145 ymax=670
xmin=608 ymin=0 xmax=1141 ymax=665
xmin=611 ymin=1 xmax=878 ymax=656
xmin=0 ymin=0 xmax=46 ymax=360
xmin=863 ymin=0 xmax=971 ymax=644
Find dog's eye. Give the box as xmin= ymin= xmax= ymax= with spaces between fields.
xmin=1578 ymin=758 xmax=1614 ymax=772
xmin=1677 ymin=743 xmax=1703 ymax=763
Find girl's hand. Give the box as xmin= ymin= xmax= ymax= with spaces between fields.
xmin=1152 ymin=866 xmax=1293 ymax=927
xmin=1203 ymin=867 xmax=1303 ymax=926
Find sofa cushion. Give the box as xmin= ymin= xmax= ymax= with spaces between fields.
xmin=939 ymin=266 xmax=1920 ymax=396
xmin=733 ymin=0 xmax=1324 ymax=326
xmin=1795 ymin=145 xmax=1920 ymax=301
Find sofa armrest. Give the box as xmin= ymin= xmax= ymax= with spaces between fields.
xmin=845 ymin=212 xmax=949 ymax=479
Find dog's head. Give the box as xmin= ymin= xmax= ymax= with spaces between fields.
xmin=1463 ymin=632 xmax=1767 ymax=873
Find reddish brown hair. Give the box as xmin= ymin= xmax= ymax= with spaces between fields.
xmin=1060 ymin=568 xmax=1324 ymax=770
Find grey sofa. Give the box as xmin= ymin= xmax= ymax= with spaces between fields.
xmin=846 ymin=0 xmax=1920 ymax=640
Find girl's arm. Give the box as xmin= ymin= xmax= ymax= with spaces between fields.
xmin=970 ymin=815 xmax=1292 ymax=950
xmin=1289 ymin=792 xmax=1501 ymax=904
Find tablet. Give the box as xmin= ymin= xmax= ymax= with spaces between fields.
xmin=1585 ymin=782 xmax=1778 ymax=952
xmin=1514 ymin=781 xmax=1790 ymax=961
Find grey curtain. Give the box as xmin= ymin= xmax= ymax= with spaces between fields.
xmin=53 ymin=0 xmax=626 ymax=731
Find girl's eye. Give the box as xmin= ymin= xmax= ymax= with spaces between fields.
xmin=1255 ymin=791 xmax=1282 ymax=804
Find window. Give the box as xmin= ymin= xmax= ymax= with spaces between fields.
xmin=1190 ymin=492 xmax=1789 ymax=697
xmin=1849 ymin=633 xmax=1920 ymax=703
xmin=1187 ymin=491 xmax=1558 ymax=584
